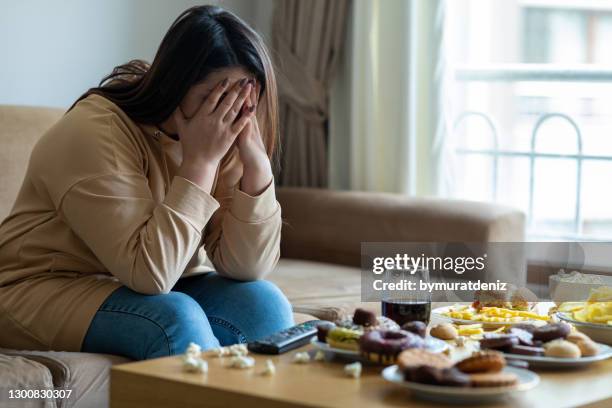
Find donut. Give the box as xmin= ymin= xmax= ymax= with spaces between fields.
xmin=405 ymin=366 xmax=470 ymax=387
xmin=455 ymin=351 xmax=506 ymax=373
xmin=533 ymin=323 xmax=571 ymax=342
xmin=326 ymin=327 xmax=362 ymax=351
xmin=360 ymin=330 xmax=423 ymax=364
xmin=544 ymin=339 xmax=581 ymax=358
xmin=509 ymin=323 xmax=537 ymax=334
xmin=401 ymin=321 xmax=427 ymax=338
xmin=397 ymin=348 xmax=452 ymax=371
xmin=508 ymin=328 xmax=534 ymax=346
xmin=430 ymin=323 xmax=458 ymax=340
xmin=479 ymin=333 xmax=519 ymax=351
xmin=353 ymin=308 xmax=377 ymax=327
xmin=316 ymin=321 xmax=336 ymax=343
xmin=506 ymin=345 xmax=544 ymax=356
xmin=375 ymin=316 xmax=401 ymax=332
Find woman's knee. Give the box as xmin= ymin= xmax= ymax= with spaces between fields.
xmin=84 ymin=290 xmax=220 ymax=360
xmin=147 ymin=292 xmax=220 ymax=354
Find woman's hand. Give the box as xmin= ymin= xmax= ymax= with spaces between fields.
xmin=237 ymin=82 xmax=274 ymax=196
xmin=175 ymin=78 xmax=255 ymax=192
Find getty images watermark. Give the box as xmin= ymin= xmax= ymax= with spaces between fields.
xmin=360 ymin=242 xmax=612 ymax=303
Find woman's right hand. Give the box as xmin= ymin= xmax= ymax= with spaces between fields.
xmin=175 ymin=78 xmax=255 ymax=192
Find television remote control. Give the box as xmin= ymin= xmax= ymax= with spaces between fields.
xmin=247 ymin=320 xmax=326 ymax=354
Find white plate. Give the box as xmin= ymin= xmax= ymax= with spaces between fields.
xmin=382 ymin=365 xmax=539 ymax=404
xmin=503 ymin=342 xmax=612 ymax=368
xmin=432 ymin=305 xmax=549 ymax=328
xmin=310 ymin=336 xmax=448 ymax=362
xmin=557 ymin=312 xmax=612 ymax=345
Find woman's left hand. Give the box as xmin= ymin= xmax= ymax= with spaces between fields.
xmin=236 ymin=81 xmax=273 ymax=196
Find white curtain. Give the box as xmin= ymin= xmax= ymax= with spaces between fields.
xmin=329 ymin=0 xmax=448 ymax=196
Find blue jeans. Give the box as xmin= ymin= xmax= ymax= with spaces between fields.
xmin=81 ymin=273 xmax=294 ymax=360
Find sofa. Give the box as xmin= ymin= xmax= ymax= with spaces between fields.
xmin=0 ymin=105 xmax=524 ymax=407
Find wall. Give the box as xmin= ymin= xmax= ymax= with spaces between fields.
xmin=0 ymin=0 xmax=257 ymax=108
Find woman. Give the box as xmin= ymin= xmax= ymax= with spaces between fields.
xmin=0 ymin=5 xmax=294 ymax=360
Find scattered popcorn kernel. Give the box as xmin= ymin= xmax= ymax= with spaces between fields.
xmin=314 ymin=350 xmax=326 ymax=361
xmin=182 ymin=355 xmax=208 ymax=374
xmin=344 ymin=362 xmax=362 ymax=378
xmin=261 ymin=359 xmax=276 ymax=376
xmin=228 ymin=343 xmax=249 ymax=356
xmin=229 ymin=355 xmax=255 ymax=369
xmin=292 ymin=351 xmax=311 ymax=364
xmin=185 ymin=342 xmax=202 ymax=358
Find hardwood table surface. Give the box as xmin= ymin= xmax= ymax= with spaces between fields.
xmin=111 ymin=343 xmax=612 ymax=408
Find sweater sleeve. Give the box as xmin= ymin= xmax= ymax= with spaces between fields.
xmin=203 ymin=178 xmax=282 ymax=281
xmin=60 ymin=174 xmax=219 ymax=294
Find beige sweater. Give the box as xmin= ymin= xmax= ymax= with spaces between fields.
xmin=0 ymin=94 xmax=281 ymax=351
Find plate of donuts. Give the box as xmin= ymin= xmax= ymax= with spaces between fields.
xmin=382 ymin=348 xmax=539 ymax=404
xmin=311 ymin=308 xmax=448 ymax=364
xmin=310 ymin=335 xmax=448 ymax=363
xmin=479 ymin=322 xmax=612 ymax=368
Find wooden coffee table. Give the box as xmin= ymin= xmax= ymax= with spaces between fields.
xmin=111 ymin=344 xmax=612 ymax=408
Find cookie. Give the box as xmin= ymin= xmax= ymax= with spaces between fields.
xmin=397 ymin=348 xmax=452 ymax=371
xmin=576 ymin=340 xmax=599 ymax=357
xmin=469 ymin=372 xmax=518 ymax=387
xmin=405 ymin=366 xmax=470 ymax=387
xmin=479 ymin=333 xmax=519 ymax=351
xmin=506 ymin=345 xmax=544 ymax=356
xmin=430 ymin=323 xmax=458 ymax=340
xmin=566 ymin=331 xmax=591 ymax=344
xmin=455 ymin=351 xmax=506 ymax=374
xmin=533 ymin=323 xmax=571 ymax=342
xmin=544 ymin=339 xmax=581 ymax=358
xmin=402 ymin=321 xmax=427 ymax=338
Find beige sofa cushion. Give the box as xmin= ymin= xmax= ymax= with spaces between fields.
xmin=0 ymin=353 xmax=56 ymax=408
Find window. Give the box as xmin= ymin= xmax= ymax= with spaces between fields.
xmin=443 ymin=0 xmax=612 ymax=240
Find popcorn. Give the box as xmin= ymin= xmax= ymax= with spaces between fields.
xmin=261 ymin=359 xmax=276 ymax=376
xmin=210 ymin=346 xmax=231 ymax=357
xmin=292 ymin=351 xmax=310 ymax=364
xmin=185 ymin=342 xmax=202 ymax=358
xmin=228 ymin=344 xmax=249 ymax=356
xmin=314 ymin=350 xmax=325 ymax=361
xmin=228 ymin=355 xmax=255 ymax=369
xmin=182 ymin=355 xmax=208 ymax=374
xmin=344 ymin=362 xmax=362 ymax=378
xmin=209 ymin=344 xmax=249 ymax=358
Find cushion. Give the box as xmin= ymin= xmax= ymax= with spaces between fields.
xmin=0 ymin=353 xmax=56 ymax=408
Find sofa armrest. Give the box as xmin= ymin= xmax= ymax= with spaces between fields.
xmin=276 ymin=188 xmax=525 ymax=267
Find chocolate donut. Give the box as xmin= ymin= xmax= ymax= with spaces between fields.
xmin=316 ymin=321 xmax=336 ymax=343
xmin=509 ymin=328 xmax=534 ymax=346
xmin=402 ymin=321 xmax=427 ymax=338
xmin=360 ymin=330 xmax=423 ymax=364
xmin=479 ymin=333 xmax=519 ymax=351
xmin=533 ymin=323 xmax=571 ymax=343
xmin=506 ymin=345 xmax=545 ymax=356
xmin=353 ymin=308 xmax=377 ymax=327
xmin=510 ymin=323 xmax=537 ymax=334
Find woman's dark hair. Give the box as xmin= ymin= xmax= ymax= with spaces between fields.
xmin=72 ymin=5 xmax=279 ymax=157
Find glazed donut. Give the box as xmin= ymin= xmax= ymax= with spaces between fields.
xmin=359 ymin=330 xmax=423 ymax=364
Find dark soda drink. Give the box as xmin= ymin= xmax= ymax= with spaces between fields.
xmin=381 ymin=300 xmax=431 ymax=326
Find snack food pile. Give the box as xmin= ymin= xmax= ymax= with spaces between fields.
xmin=443 ymin=305 xmax=550 ymax=323
xmin=318 ymin=308 xmax=431 ymax=364
xmin=399 ymin=349 xmax=518 ymax=388
xmin=559 ymin=286 xmax=612 ymax=325
xmin=478 ymin=322 xmax=601 ymax=358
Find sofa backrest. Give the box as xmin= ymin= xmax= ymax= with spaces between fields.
xmin=0 ymin=105 xmax=64 ymax=220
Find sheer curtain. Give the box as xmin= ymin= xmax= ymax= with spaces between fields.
xmin=329 ymin=0 xmax=447 ymax=196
